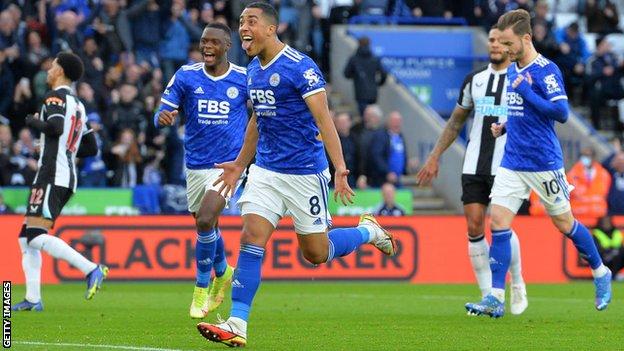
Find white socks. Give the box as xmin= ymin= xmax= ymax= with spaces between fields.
xmin=468 ymin=231 xmax=524 ymax=298
xmin=592 ymin=264 xmax=609 ymax=278
xmin=29 ymin=233 xmax=97 ymax=275
xmin=509 ymin=231 xmax=524 ymax=286
xmin=228 ymin=317 xmax=248 ymax=337
xmin=468 ymin=236 xmax=491 ymax=298
xmin=18 ymin=238 xmax=42 ymax=303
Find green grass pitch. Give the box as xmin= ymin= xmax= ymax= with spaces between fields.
xmin=8 ymin=282 xmax=623 ymax=350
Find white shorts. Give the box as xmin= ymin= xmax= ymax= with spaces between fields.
xmin=490 ymin=167 xmax=574 ymax=216
xmin=186 ymin=168 xmax=242 ymax=213
xmin=237 ymin=164 xmax=332 ymax=234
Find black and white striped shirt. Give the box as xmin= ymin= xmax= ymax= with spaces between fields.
xmin=457 ymin=64 xmax=508 ymax=176
xmin=34 ymin=85 xmax=88 ymax=192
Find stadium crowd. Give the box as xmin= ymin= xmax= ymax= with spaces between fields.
xmin=0 ymin=0 xmax=622 ymax=216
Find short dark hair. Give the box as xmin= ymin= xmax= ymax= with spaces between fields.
xmin=496 ymin=9 xmax=532 ymax=36
xmin=245 ymin=1 xmax=278 ymax=25
xmin=56 ymin=52 xmax=84 ymax=82
xmin=205 ymin=21 xmax=232 ymax=37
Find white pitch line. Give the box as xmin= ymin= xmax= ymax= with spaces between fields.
xmin=14 ymin=341 xmax=192 ymax=351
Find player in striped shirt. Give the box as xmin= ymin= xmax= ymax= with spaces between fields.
xmin=417 ymin=26 xmax=528 ymax=315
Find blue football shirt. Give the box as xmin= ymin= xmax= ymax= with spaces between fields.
xmin=501 ymin=54 xmax=568 ymax=172
xmin=246 ymin=45 xmax=328 ymax=175
xmin=159 ymin=62 xmax=248 ymax=169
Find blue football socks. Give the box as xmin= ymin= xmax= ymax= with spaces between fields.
xmin=231 ymin=244 xmax=264 ymax=322
xmin=326 ymin=226 xmax=370 ymax=262
xmin=565 ymin=220 xmax=602 ymax=269
xmin=195 ymin=229 xmax=218 ymax=288
xmin=213 ymin=230 xmax=228 ymax=278
xmin=489 ymin=229 xmax=512 ymax=290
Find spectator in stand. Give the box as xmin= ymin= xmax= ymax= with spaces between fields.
xmin=132 ymin=0 xmax=162 ymax=68
xmin=91 ymin=0 xmax=148 ymax=65
xmin=592 ymin=215 xmax=624 ymax=279
xmin=51 ymin=0 xmax=92 ymax=19
xmin=369 ymin=111 xmax=410 ymax=187
xmin=354 ymin=104 xmax=383 ymax=188
xmin=533 ymin=22 xmax=561 ymax=62
xmin=375 ymin=182 xmax=406 ymax=216
xmin=587 ymin=36 xmax=624 ymax=130
xmin=23 ymin=31 xmax=50 ymax=79
xmin=123 ymin=63 xmax=144 ymax=91
xmin=10 ymin=77 xmax=35 ymax=134
xmin=567 ymin=147 xmax=612 ymax=223
xmin=107 ymin=83 xmax=146 ymax=140
xmin=52 ymin=10 xmax=83 ymax=54
xmin=603 ymin=138 xmax=624 ymax=215
xmin=0 ymin=10 xmax=21 ymax=74
xmin=531 ymin=0 xmax=554 ymax=35
xmin=31 ymin=56 xmax=53 ymax=104
xmin=277 ymin=0 xmax=313 ymax=53
xmin=584 ymin=0 xmax=620 ymax=35
xmin=343 ymin=36 xmax=387 ymax=117
xmin=4 ymin=4 xmax=26 ymax=50
xmin=110 ymin=128 xmax=142 ymax=187
xmin=163 ymin=124 xmax=185 ymax=185
xmin=142 ymin=149 xmax=164 ymax=186
xmin=0 ymin=48 xmax=15 ymax=117
xmin=8 ymin=127 xmax=37 ymax=186
xmin=78 ymin=111 xmax=109 ymax=187
xmin=479 ymin=0 xmax=522 ymax=29
xmin=79 ymin=37 xmax=106 ymax=99
xmin=555 ymin=23 xmax=590 ymax=97
xmin=159 ymin=1 xmax=192 ymax=83
xmin=333 ymin=112 xmax=359 ymax=187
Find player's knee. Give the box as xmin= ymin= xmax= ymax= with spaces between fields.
xmin=467 ymin=218 xmax=485 ymax=236
xmin=490 ymin=215 xmax=509 ymax=231
xmin=301 ymin=248 xmax=326 ymax=265
xmin=240 ymin=226 xmax=265 ymax=246
xmin=24 ymin=227 xmax=48 ymax=244
xmin=195 ymin=213 xmax=217 ymax=232
xmin=551 ymin=212 xmax=575 ymax=234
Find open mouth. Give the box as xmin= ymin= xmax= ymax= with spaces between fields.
xmin=241 ymin=35 xmax=253 ymax=51
xmin=203 ymin=51 xmax=216 ymax=63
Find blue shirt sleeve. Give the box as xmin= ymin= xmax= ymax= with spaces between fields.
xmin=295 ymin=58 xmax=326 ymax=99
xmin=536 ymin=64 xmax=568 ymax=102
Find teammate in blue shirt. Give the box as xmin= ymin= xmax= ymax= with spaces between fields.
xmin=466 ymin=9 xmax=612 ymax=318
xmin=196 ymin=2 xmax=396 ymax=347
xmin=155 ymin=22 xmax=248 ymax=319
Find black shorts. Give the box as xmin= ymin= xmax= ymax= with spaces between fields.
xmin=26 ymin=183 xmax=73 ymax=221
xmin=461 ymin=174 xmax=495 ymax=205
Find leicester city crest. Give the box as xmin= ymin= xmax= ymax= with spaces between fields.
xmin=227 ymin=87 xmax=239 ymax=99
xmin=270 ymin=73 xmax=280 ymax=87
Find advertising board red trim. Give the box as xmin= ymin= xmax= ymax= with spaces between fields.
xmin=1 ymin=215 xmax=622 ymax=284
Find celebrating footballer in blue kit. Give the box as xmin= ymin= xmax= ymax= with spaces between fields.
xmin=465 ymin=9 xmax=612 ymax=318
xmin=196 ymin=2 xmax=397 ymax=347
xmin=417 ymin=26 xmax=528 ymax=315
xmin=155 ymin=22 xmax=248 ymax=319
